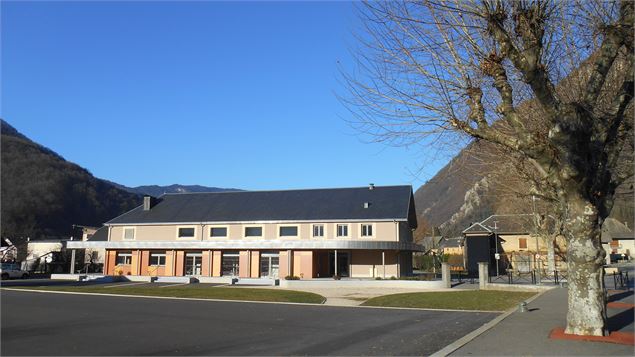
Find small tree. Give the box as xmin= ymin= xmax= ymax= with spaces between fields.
xmin=344 ymin=0 xmax=633 ymax=336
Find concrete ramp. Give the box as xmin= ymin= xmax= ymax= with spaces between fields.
xmin=154 ymin=276 xmax=198 ymax=284
xmin=234 ymin=278 xmax=279 ymax=286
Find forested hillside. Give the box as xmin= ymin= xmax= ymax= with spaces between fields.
xmin=109 ymin=182 xmax=241 ymax=197
xmin=1 ymin=120 xmax=142 ymax=239
xmin=415 ymin=142 xmax=634 ymax=236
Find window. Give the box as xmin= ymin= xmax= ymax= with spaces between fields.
xmin=149 ymin=252 xmax=166 ymax=266
xmin=123 ymin=228 xmax=135 ymax=240
xmin=244 ymin=226 xmax=263 ymax=237
xmin=279 ymin=226 xmax=298 ymax=237
xmin=336 ymin=224 xmax=348 ymax=237
xmin=519 ymin=238 xmax=528 ymax=249
xmin=178 ymin=227 xmax=196 ymax=238
xmin=221 ymin=252 xmax=240 ymax=276
xmin=210 ymin=227 xmax=228 ymax=238
xmin=312 ymin=224 xmax=324 ymax=237
xmin=361 ymin=224 xmax=373 ymax=237
xmin=116 ymin=252 xmax=132 ymax=265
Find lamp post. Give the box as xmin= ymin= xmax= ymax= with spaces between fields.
xmin=493 ymin=221 xmax=499 ymax=277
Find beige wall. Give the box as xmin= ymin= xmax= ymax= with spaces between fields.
xmin=27 ymin=242 xmax=63 ymax=259
xmin=292 ymin=251 xmax=314 ymax=279
xmin=499 ymin=234 xmax=549 ymax=253
xmin=350 ymin=250 xmax=399 ymax=278
xmin=109 ymin=221 xmax=409 ymax=243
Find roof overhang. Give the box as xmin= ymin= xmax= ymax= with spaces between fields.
xmin=67 ymin=240 xmax=423 ymax=251
xmin=104 ymin=219 xmax=409 ymax=226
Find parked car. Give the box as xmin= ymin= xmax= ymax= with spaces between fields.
xmin=0 ymin=263 xmax=29 ymax=280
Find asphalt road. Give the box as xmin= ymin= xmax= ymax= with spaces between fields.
xmin=1 ymin=289 xmax=496 ymax=356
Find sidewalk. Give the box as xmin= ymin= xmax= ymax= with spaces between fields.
xmin=450 ymin=287 xmax=634 ymax=356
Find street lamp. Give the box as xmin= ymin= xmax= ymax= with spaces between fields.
xmin=493 ymin=221 xmax=499 ymax=277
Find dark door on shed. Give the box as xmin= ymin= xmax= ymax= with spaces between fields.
xmin=465 ymin=235 xmax=491 ymax=277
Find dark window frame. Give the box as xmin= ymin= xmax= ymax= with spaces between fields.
xmin=279 ymin=226 xmax=298 ymax=237
xmin=178 ymin=227 xmax=196 ymax=238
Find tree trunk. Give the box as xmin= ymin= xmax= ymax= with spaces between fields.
xmin=565 ymin=200 xmax=607 ymax=336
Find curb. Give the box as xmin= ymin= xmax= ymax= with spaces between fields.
xmin=430 ymin=288 xmax=549 ymax=357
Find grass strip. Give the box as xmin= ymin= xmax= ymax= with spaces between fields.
xmin=362 ymin=290 xmax=536 ymax=311
xmin=7 ymin=285 xmax=325 ymax=304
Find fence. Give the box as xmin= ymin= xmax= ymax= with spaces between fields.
xmin=610 ymin=270 xmax=631 ymax=290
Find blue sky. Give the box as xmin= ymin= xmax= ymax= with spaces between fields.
xmin=2 ymin=1 xmax=451 ymax=191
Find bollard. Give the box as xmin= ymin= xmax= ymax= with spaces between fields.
xmin=441 ymin=262 xmax=451 ymax=288
xmin=478 ymin=262 xmax=489 ymax=289
xmin=519 ymin=301 xmax=528 ymax=312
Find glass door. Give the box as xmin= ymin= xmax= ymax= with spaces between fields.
xmin=260 ymin=252 xmax=280 ymax=278
xmin=185 ymin=252 xmax=202 ymax=276
xmin=221 ymin=252 xmax=240 ymax=276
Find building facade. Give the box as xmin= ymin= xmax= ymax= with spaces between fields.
xmin=461 ymin=214 xmax=558 ymax=275
xmin=67 ymin=185 xmax=420 ymax=279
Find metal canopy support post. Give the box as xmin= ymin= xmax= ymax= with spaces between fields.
xmin=334 ymin=250 xmax=338 ymax=276
xmin=382 ymin=251 xmax=386 ymax=278
xmin=70 ymin=249 xmax=76 ymax=274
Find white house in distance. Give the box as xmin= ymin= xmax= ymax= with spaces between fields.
xmin=601 ymin=218 xmax=634 ymax=263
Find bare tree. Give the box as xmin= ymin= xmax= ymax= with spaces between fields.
xmin=344 ymin=0 xmax=633 ymax=336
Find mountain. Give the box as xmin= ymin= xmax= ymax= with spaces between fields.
xmin=1 ymin=119 xmax=143 ymax=239
xmin=414 ymin=143 xmax=634 ymax=237
xmin=109 ymin=183 xmax=241 ymax=197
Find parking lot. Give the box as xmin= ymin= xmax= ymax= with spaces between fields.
xmin=1 ymin=288 xmax=497 ymax=355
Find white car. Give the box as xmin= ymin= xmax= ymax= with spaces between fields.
xmin=0 ymin=263 xmax=29 ymax=280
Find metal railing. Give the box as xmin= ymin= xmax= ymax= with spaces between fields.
xmin=611 ymin=271 xmax=630 ymax=290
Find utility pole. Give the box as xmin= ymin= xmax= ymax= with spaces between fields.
xmin=493 ymin=221 xmax=499 ymax=277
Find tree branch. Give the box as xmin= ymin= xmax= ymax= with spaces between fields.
xmin=483 ymin=1 xmax=560 ymax=115
xmin=584 ymin=0 xmax=634 ymax=107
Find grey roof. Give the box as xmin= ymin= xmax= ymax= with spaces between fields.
xmin=601 ymin=218 xmax=634 ymax=243
xmin=87 ymin=226 xmax=108 ymax=241
xmin=462 ymin=222 xmax=492 ymax=234
xmin=480 ymin=214 xmax=536 ymax=233
xmin=439 ymin=236 xmax=464 ymax=249
xmin=106 ymin=186 xmax=417 ymax=227
xmin=463 ymin=214 xmax=559 ymax=235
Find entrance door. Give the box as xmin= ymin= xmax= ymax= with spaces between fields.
xmin=328 ymin=252 xmax=349 ymax=277
xmin=221 ymin=252 xmax=240 ymax=276
xmin=260 ymin=252 xmax=280 ymax=278
xmin=185 ymin=252 xmax=202 ymax=276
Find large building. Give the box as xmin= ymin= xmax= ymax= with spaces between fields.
xmin=67 ymin=185 xmax=420 ymax=279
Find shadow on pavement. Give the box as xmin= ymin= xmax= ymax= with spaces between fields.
xmin=607 ymin=307 xmax=634 ymax=333
xmin=608 ymin=290 xmax=633 ymax=303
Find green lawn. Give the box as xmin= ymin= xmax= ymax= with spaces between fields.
xmin=362 ymin=290 xmax=536 ymax=311
xmin=7 ymin=284 xmax=325 ymax=304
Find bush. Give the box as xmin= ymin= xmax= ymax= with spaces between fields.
xmin=333 ymin=275 xmax=342 ymax=280
xmin=284 ymin=275 xmax=300 ymax=280
xmin=375 ymin=277 xmax=382 ymax=280
xmin=389 ymin=276 xmax=397 ymax=280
